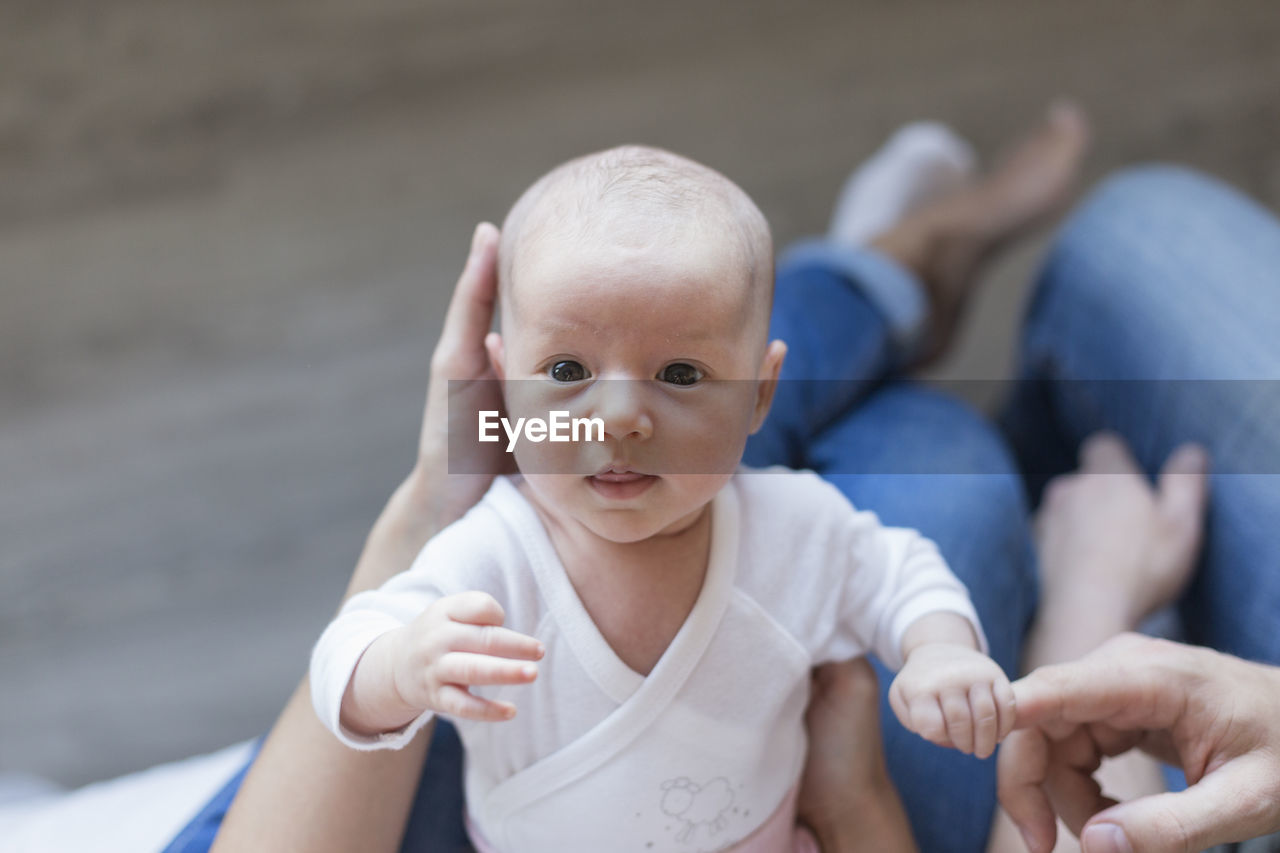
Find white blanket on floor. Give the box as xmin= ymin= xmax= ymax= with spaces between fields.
xmin=0 ymin=740 xmax=253 ymax=853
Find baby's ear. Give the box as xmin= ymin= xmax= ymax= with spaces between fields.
xmin=485 ymin=332 xmax=507 ymax=381
xmin=748 ymin=339 xmax=787 ymax=434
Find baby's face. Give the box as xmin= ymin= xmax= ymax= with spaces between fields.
xmin=489 ymin=230 xmax=782 ymax=544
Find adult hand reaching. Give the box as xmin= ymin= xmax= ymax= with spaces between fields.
xmin=998 ymin=632 xmax=1280 ymax=853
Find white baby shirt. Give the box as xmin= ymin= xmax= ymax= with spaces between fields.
xmin=311 ymin=467 xmax=986 ymax=853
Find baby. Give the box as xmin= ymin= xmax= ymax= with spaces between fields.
xmin=311 ymin=145 xmax=1014 ymax=852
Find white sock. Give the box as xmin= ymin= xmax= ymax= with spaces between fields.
xmin=827 ymin=122 xmax=976 ymax=246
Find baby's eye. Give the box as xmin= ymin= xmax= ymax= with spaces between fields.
xmin=549 ymin=360 xmax=587 ymax=383
xmin=659 ymin=363 xmax=702 ymax=386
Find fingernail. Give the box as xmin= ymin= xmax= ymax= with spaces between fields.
xmin=1081 ymin=823 xmax=1132 ymax=853
xmin=1017 ymin=826 xmax=1041 ymax=853
xmin=522 ymin=664 xmax=537 ymax=678
xmin=469 ymin=223 xmax=485 ymax=259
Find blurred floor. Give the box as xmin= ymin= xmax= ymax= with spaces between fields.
xmin=2 ymin=0 xmax=1279 ymax=786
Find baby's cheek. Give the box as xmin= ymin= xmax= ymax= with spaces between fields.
xmin=652 ymin=386 xmax=755 ymax=476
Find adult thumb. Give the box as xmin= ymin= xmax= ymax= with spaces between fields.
xmin=1081 ymin=764 xmax=1270 ymax=853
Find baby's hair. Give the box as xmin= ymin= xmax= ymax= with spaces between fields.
xmin=497 ymin=145 xmax=774 ymax=321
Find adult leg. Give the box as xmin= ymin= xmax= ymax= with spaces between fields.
xmin=1002 ymin=165 xmax=1280 ymax=662
xmin=808 ymin=384 xmax=1039 ymax=853
xmin=748 ymin=103 xmax=1087 ymax=468
xmin=743 ymin=244 xmax=921 ymax=468
xmin=164 ymin=724 xmax=469 ymax=853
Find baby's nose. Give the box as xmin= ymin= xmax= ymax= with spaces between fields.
xmin=593 ymin=380 xmax=654 ymax=442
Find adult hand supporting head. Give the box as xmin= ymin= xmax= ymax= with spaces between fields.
xmin=412 ymin=221 xmax=515 ymax=534
xmin=216 ymin=223 xmax=514 ymax=853
xmin=998 ymin=633 xmax=1280 ymax=853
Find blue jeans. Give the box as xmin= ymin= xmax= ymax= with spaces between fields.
xmin=168 ymin=164 xmax=1279 ymax=853
xmin=1001 ymin=164 xmax=1280 ymax=664
xmin=741 ymin=247 xmax=1037 ymax=853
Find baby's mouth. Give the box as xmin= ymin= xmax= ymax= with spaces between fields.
xmin=587 ymin=466 xmax=659 ymax=499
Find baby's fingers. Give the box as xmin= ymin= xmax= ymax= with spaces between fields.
xmin=447 ymin=623 xmax=544 ymax=662
xmin=942 ymin=690 xmax=975 ymax=754
xmin=971 ymin=684 xmax=998 ymax=760
xmin=443 ymin=591 xmax=506 ymax=627
xmin=436 ymin=684 xmax=517 ymax=722
xmin=436 ymin=651 xmax=538 ymax=687
xmin=994 ymin=677 xmax=1016 ymax=743
xmin=908 ymin=696 xmax=951 ymax=748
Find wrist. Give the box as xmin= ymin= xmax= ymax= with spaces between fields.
xmin=900 ymin=613 xmax=979 ymax=662
xmin=342 ymin=631 xmax=423 ymax=737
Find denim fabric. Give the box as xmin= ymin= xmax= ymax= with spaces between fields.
xmin=777 ymin=239 xmax=928 ymax=360
xmin=808 ymin=385 xmax=1036 ymax=853
xmin=161 ymin=740 xmax=263 ymax=853
xmin=1001 ymin=164 xmax=1280 ymax=665
xmin=161 ymin=724 xmax=470 ymax=853
xmin=741 ymin=246 xmax=910 ymax=471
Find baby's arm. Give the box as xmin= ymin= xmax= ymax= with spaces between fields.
xmin=887 ymin=611 xmax=1014 ymax=760
xmin=311 ymin=515 xmax=545 ymax=747
xmin=340 ymin=591 xmax=543 ymax=737
xmin=795 ymin=473 xmax=1011 ymax=757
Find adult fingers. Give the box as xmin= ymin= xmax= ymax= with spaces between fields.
xmin=998 ymin=727 xmax=1059 ymax=853
xmin=435 ymin=651 xmax=538 ymax=687
xmin=1041 ymin=727 xmax=1113 ymax=837
xmin=1078 ymin=431 xmax=1142 ymax=475
xmin=1081 ymin=757 xmax=1280 ymax=853
xmin=442 ymin=591 xmax=506 ymax=627
xmin=431 ymin=223 xmax=500 ymax=375
xmin=435 ymin=684 xmax=517 ymax=722
xmin=1012 ymin=636 xmax=1184 ymax=732
xmin=442 ymin=622 xmax=544 ymax=661
xmin=1047 ymin=759 xmax=1118 ymax=841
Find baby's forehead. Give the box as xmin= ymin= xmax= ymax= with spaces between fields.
xmin=509 ymin=216 xmax=756 ymax=319
xmin=498 ymin=145 xmax=773 ymax=331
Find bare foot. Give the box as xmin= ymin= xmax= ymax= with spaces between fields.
xmin=798 ymin=659 xmax=917 ymax=853
xmin=871 ymin=101 xmax=1090 ymax=366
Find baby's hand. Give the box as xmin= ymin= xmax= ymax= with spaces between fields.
xmin=390 ymin=591 xmax=544 ymax=723
xmin=887 ymin=644 xmax=1014 ymax=759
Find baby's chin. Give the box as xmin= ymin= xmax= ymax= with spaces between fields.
xmin=575 ymin=498 xmax=712 ymax=544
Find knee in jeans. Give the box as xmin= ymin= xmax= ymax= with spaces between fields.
xmin=867 ymin=385 xmax=1023 ymax=478
xmin=1054 ymin=164 xmax=1228 ymax=266
xmin=870 ymin=387 xmax=1031 ymax=546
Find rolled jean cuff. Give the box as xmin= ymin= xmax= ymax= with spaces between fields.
xmin=778 ymin=238 xmax=927 ymax=363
